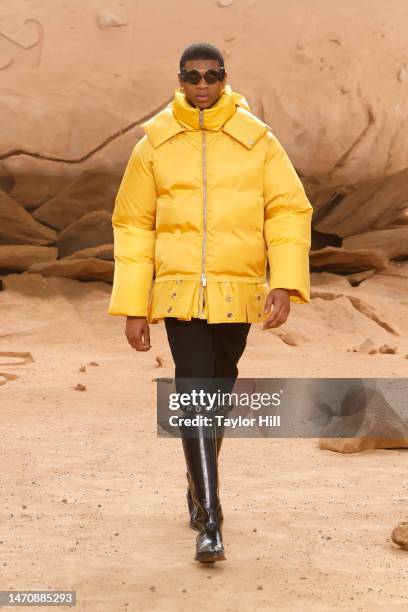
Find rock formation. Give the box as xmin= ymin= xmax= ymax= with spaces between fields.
xmin=0 ymin=0 xmax=407 ymax=281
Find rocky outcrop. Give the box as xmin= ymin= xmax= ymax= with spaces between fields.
xmin=33 ymin=169 xmax=122 ymax=230
xmin=64 ymin=244 xmax=113 ymax=261
xmin=28 ymin=257 xmax=113 ymax=282
xmin=0 ymin=189 xmax=57 ymax=246
xmin=0 ymin=245 xmax=57 ymax=272
xmin=310 ymin=246 xmax=388 ymax=273
xmin=0 ymin=0 xmax=407 ymax=281
xmin=25 ymin=243 xmax=115 ymax=282
xmin=56 ymin=211 xmax=113 ymax=258
xmin=310 ymin=167 xmax=408 ymax=238
xmin=319 ymin=386 xmax=408 ymax=453
xmin=342 ymin=227 xmax=408 ymax=261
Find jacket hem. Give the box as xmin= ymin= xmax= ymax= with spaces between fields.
xmin=153 ymin=275 xmax=267 ymax=284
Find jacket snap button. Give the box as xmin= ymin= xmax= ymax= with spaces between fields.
xmin=226 ymin=312 xmax=233 ymax=318
xmin=167 ymin=307 xmax=173 ymax=312
xmin=256 ymin=295 xmax=261 ymax=301
xmin=171 ymin=292 xmax=177 ymax=298
xmin=225 ymin=296 xmax=232 ymax=302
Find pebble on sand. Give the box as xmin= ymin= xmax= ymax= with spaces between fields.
xmin=97 ymin=11 xmax=128 ymax=30
xmin=379 ymin=344 xmax=397 ymax=354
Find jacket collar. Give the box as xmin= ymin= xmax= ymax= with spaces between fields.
xmin=142 ymin=84 xmax=269 ymax=150
xmin=171 ymin=83 xmax=238 ymax=131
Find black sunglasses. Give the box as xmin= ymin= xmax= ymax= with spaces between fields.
xmin=180 ymin=67 xmax=225 ymax=85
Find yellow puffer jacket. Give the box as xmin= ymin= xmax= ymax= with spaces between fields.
xmin=108 ymin=84 xmax=313 ymax=324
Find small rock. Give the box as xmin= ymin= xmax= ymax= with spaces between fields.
xmin=74 ymin=383 xmax=86 ymax=391
xmin=97 ymin=11 xmax=128 ymax=29
xmin=379 ymin=344 xmax=397 ymax=354
xmin=79 ymin=365 xmax=86 ymax=372
xmin=277 ymin=332 xmax=298 ymax=346
xmin=397 ymin=67 xmax=407 ymax=83
xmin=149 ymin=586 xmax=156 ymax=592
xmin=87 ymin=361 xmax=99 ymax=366
xmin=277 ymin=330 xmax=308 ymax=346
xmin=295 ymin=48 xmax=314 ymax=64
xmin=391 ymin=519 xmax=408 ymax=550
xmin=155 ymin=356 xmax=164 ymax=367
xmin=352 ymin=338 xmax=376 ymax=354
xmin=257 ymin=585 xmax=263 ymax=590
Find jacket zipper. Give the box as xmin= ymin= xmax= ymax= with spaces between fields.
xmin=198 ymin=109 xmax=207 ymax=318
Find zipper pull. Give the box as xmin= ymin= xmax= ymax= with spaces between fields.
xmin=201 ymin=273 xmax=207 ymax=287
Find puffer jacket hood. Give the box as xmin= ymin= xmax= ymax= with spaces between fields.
xmin=142 ymin=83 xmax=270 ymax=151
xmin=170 ymin=84 xmax=251 ymax=131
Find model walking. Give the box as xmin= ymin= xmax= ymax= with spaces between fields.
xmin=108 ymin=42 xmax=313 ymax=563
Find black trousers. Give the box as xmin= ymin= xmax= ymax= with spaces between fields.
xmin=164 ymin=317 xmax=251 ymax=416
xmin=164 ymin=317 xmax=251 ymax=379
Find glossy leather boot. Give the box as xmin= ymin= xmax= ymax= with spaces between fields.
xmin=180 ymin=420 xmax=226 ymax=563
xmin=186 ymin=426 xmax=224 ymax=531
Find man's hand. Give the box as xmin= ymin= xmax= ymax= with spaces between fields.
xmin=262 ymin=288 xmax=290 ymax=330
xmin=125 ymin=316 xmax=151 ymax=351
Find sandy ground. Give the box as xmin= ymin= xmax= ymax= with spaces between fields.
xmin=1 ymin=269 xmax=408 ymax=611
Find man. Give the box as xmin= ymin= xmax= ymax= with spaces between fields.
xmin=108 ymin=42 xmax=313 ymax=563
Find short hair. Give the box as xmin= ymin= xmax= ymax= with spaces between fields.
xmin=179 ymin=43 xmax=225 ymax=72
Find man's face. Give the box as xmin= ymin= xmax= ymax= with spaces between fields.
xmin=178 ymin=59 xmax=227 ymax=110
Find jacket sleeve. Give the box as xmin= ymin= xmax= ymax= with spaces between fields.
xmin=263 ymin=131 xmax=313 ymax=304
xmin=108 ymin=135 xmax=157 ymax=316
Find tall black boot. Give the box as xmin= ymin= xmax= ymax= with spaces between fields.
xmin=180 ymin=418 xmax=226 ymax=563
xmin=185 ymin=381 xmax=233 ymax=530
xmin=186 ymin=420 xmax=225 ymax=531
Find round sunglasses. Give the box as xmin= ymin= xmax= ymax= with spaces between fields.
xmin=180 ymin=67 xmax=225 ymax=85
